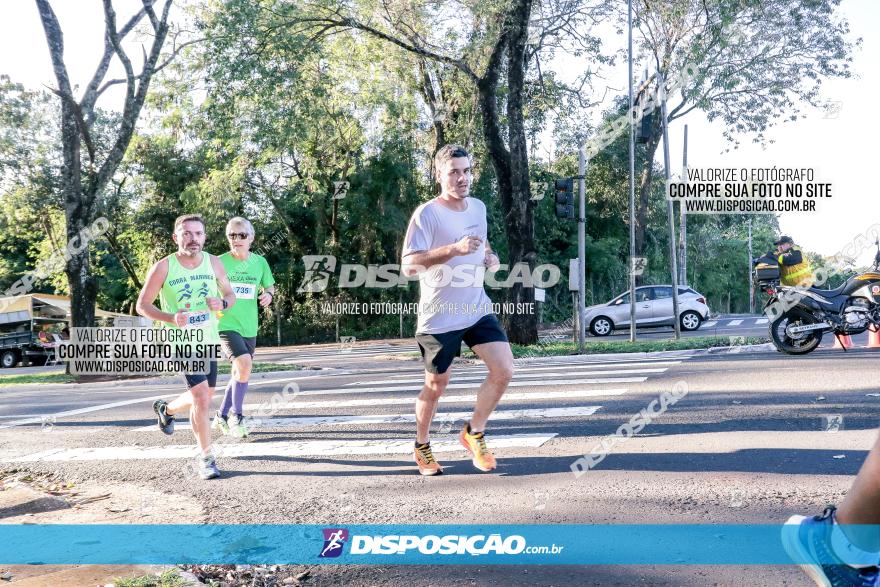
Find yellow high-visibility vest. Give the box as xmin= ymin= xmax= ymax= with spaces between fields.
xmin=778 ymin=246 xmax=814 ymax=287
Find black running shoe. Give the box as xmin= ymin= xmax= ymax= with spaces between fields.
xmin=152 ymin=399 xmax=175 ymax=435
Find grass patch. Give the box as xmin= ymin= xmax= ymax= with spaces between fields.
xmin=0 ymin=372 xmax=75 ymax=386
xmin=0 ymin=361 xmax=302 ymax=387
xmin=115 ymin=569 xmax=185 ymax=587
xmin=218 ymin=361 xmax=303 ymax=375
xmin=452 ymin=335 xmax=770 ymax=359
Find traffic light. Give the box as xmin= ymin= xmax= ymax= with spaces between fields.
xmin=636 ymin=111 xmax=654 ymax=144
xmin=554 ymin=178 xmax=575 ymax=219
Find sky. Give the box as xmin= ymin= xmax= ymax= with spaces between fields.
xmin=666 ymin=0 xmax=879 ymax=266
xmin=0 ymin=0 xmax=877 ymax=264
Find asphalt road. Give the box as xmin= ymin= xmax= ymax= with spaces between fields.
xmin=0 ymin=313 xmax=776 ymax=379
xmin=1 ymin=344 xmax=879 ymax=586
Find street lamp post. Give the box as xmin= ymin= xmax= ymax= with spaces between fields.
xmin=627 ymin=0 xmax=637 ymax=342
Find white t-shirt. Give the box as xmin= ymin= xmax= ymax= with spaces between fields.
xmin=402 ymin=197 xmax=494 ymax=334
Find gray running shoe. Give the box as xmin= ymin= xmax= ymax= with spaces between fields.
xmin=152 ymin=400 xmax=175 ymax=435
xmin=197 ymin=454 xmax=220 ymax=480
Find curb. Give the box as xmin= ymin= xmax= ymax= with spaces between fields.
xmin=699 ymin=343 xmax=777 ymax=355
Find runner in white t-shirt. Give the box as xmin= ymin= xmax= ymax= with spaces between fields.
xmin=401 ymin=145 xmax=514 ymax=476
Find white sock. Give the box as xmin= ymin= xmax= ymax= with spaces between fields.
xmin=831 ymin=513 xmax=880 ymax=568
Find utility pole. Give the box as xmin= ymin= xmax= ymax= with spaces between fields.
xmin=658 ymin=69 xmax=681 ymax=339
xmin=627 ymin=0 xmax=637 ymax=342
xmin=679 ymin=124 xmax=688 ymax=285
xmin=748 ymin=218 xmax=754 ymax=314
xmin=577 ymin=149 xmax=588 ymax=352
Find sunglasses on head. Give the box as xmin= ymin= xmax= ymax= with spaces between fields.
xmin=227 ymin=232 xmax=249 ymax=240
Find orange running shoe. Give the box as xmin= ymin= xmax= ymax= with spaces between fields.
xmin=414 ymin=442 xmax=443 ymax=476
xmin=459 ymin=423 xmax=497 ymax=472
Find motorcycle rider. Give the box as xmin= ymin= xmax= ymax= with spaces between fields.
xmin=775 ymin=236 xmax=815 ymax=287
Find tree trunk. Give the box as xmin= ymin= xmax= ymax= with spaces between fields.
xmin=635 ymin=111 xmax=663 ymax=283
xmin=501 ymin=0 xmax=536 ymax=345
xmin=473 ymin=0 xmax=537 ymax=345
xmin=37 ymin=0 xmax=172 ymax=328
xmin=65 ymin=244 xmax=98 ymax=326
xmin=311 ymin=0 xmax=538 ymax=342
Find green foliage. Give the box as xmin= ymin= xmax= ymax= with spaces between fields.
xmin=0 ymin=0 xmax=855 ymax=340
xmin=506 ymin=335 xmax=770 ymax=358
xmin=114 ymin=570 xmax=186 ymax=587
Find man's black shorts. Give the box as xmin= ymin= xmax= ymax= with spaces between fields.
xmin=184 ymin=360 xmax=218 ymax=389
xmin=415 ymin=314 xmax=509 ymax=374
xmin=219 ymin=331 xmax=257 ymax=360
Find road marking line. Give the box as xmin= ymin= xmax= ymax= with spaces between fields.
xmin=7 ymin=433 xmax=557 ymax=462
xmin=703 ymin=321 xmax=718 ymax=328
xmin=304 ymin=377 xmax=646 ymax=396
xmin=136 ymin=405 xmax=603 ymax=432
xmin=348 ymin=368 xmax=665 ymax=386
xmin=382 ymin=359 xmax=683 ymax=379
xmin=70 ymin=373 xmax=330 ymax=396
xmin=241 ymin=388 xmax=629 ymax=411
xmin=727 ymin=319 xmax=743 ymax=326
xmin=286 ymin=349 xmax=408 ymax=358
xmin=248 ymin=377 xmax=306 ymax=387
xmin=755 ymin=318 xmax=769 ymax=324
xmin=0 ymin=394 xmax=178 ymax=431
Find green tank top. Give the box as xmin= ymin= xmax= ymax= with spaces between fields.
xmin=159 ymin=253 xmax=221 ymax=343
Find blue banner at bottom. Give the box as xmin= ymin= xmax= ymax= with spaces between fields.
xmin=1 ymin=524 xmax=878 ymax=565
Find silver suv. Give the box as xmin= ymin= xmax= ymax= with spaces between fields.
xmin=585 ymin=285 xmax=710 ymax=336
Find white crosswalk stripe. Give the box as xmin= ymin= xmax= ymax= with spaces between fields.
xmin=278 ymin=345 xmax=411 ymax=359
xmin=727 ymin=319 xmax=743 ymax=326
xmin=241 ymin=388 xmax=630 ymax=410
xmin=135 ymin=406 xmax=603 ymax=432
xmin=453 ymin=360 xmax=681 ymax=373
xmin=353 ymin=367 xmax=668 ymax=385
xmin=5 ymin=355 xmax=679 ymax=469
xmin=297 ymin=377 xmax=646 ymax=397
xmin=9 ymin=433 xmax=557 ymax=463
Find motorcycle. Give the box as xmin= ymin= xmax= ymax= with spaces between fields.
xmin=753 ymin=241 xmax=880 ymax=355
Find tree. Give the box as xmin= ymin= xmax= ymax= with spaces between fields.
xmin=626 ymin=0 xmax=857 ymax=263
xmin=35 ymin=0 xmax=177 ymax=327
xmin=241 ymin=0 xmax=605 ymax=344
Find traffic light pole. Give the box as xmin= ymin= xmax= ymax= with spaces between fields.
xmin=627 ymin=0 xmax=637 ymax=343
xmin=577 ymin=149 xmax=587 ymax=352
xmin=658 ymin=71 xmax=681 ymax=340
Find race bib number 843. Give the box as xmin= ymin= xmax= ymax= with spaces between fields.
xmin=187 ymin=310 xmax=210 ymax=328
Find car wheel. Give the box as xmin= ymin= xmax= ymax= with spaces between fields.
xmin=680 ymin=311 xmax=702 ymax=331
xmin=1 ymin=350 xmax=19 ymax=368
xmin=590 ymin=316 xmax=614 ymax=336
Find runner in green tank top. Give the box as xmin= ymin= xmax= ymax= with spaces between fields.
xmin=136 ymin=214 xmax=236 ymax=480
xmin=211 ymin=217 xmax=275 ymax=439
